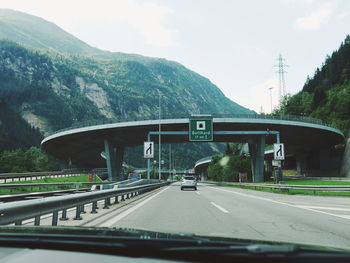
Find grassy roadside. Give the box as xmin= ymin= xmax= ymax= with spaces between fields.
xmin=0 ymin=174 xmax=102 ymax=195
xmin=228 ymin=184 xmax=350 ymax=197
xmin=262 ymin=180 xmax=350 ymax=186
xmin=215 ymin=178 xmax=350 ymax=197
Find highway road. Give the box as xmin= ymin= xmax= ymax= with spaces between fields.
xmin=86 ymin=182 xmax=350 ymax=250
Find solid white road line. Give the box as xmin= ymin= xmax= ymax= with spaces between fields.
xmin=297 ymin=205 xmax=350 ymax=212
xmin=210 ymin=202 xmax=229 ymax=213
xmin=100 ymin=186 xmax=171 ymax=227
xmin=210 ymin=187 xmax=350 ymax=221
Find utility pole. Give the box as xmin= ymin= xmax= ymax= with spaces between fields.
xmin=274 ymin=54 xmax=288 ymax=107
xmin=269 ymin=87 xmax=273 ymax=113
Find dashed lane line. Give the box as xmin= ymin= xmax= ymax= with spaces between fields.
xmin=210 ymin=186 xmax=350 ymax=221
xmin=210 ymin=202 xmax=229 ymax=213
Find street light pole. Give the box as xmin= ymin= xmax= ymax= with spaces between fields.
xmin=169 ymin=144 xmax=171 ymax=180
xmin=157 ymin=90 xmax=162 ymax=180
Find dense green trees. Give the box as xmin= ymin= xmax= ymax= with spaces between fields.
xmin=0 ymin=147 xmax=59 ymax=173
xmin=207 ymin=144 xmax=251 ymax=182
xmin=0 ymin=99 xmax=42 ymax=150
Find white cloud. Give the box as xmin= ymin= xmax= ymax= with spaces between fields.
xmin=238 ymin=77 xmax=279 ymax=114
xmin=294 ymin=4 xmax=334 ymax=30
xmin=337 ymin=10 xmax=350 ymax=20
xmin=0 ymin=0 xmax=177 ymax=48
xmin=281 ymin=0 xmax=314 ymax=5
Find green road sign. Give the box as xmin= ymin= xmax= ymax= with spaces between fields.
xmin=189 ymin=116 xmax=213 ymax=141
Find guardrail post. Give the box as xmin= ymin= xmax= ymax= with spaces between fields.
xmin=103 ymin=198 xmax=109 ymax=209
xmin=114 ymin=196 xmax=119 ymax=204
xmin=52 ymin=211 xmax=58 ymax=226
xmin=34 ymin=216 xmax=40 ymax=226
xmin=15 ymin=220 xmax=22 ymax=225
xmin=91 ymin=201 xmax=98 ymax=213
xmin=80 ymin=204 xmax=86 ymax=214
xmin=74 ymin=206 xmax=82 ymax=220
xmin=60 ymin=209 xmax=69 ymax=220
xmin=121 ymin=195 xmax=125 ymax=201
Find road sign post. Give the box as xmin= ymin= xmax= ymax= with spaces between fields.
xmin=274 ymin=143 xmax=285 ymax=160
xmin=189 ymin=115 xmax=213 ymax=141
xmin=273 ymin=143 xmax=284 ymax=183
xmin=144 ymin=141 xmax=154 ymax=158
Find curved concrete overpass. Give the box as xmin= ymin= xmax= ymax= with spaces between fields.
xmin=41 ymin=115 xmax=344 ymax=181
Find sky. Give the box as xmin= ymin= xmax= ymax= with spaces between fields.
xmin=1 ymin=0 xmax=350 ymax=113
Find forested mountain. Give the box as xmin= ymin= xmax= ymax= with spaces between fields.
xmin=276 ymin=36 xmax=350 ymax=135
xmin=0 ymin=9 xmax=254 ymax=169
xmin=0 ymin=99 xmax=42 ymax=150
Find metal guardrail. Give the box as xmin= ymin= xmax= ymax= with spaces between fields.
xmin=0 ymin=182 xmax=168 ymax=226
xmin=0 ymin=171 xmax=88 ymax=183
xmin=0 ymin=189 xmax=92 ymax=203
xmin=49 ymin=113 xmax=340 ymax=136
xmin=217 ymin=182 xmax=350 ymax=192
xmin=117 ymin=179 xmax=161 ymax=188
xmin=0 ymin=181 xmax=111 ymax=190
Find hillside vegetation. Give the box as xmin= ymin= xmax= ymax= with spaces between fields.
xmin=276 ymin=36 xmax=350 ymax=136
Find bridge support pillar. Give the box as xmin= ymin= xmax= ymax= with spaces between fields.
xmin=296 ymin=152 xmax=307 ymax=176
xmin=104 ymin=139 xmax=117 ymax=182
xmin=249 ymin=135 xmax=265 ymax=182
xmin=104 ymin=140 xmax=125 ymax=182
xmin=116 ymin=146 xmax=125 ymax=181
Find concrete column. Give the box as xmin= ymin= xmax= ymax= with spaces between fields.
xmin=115 ymin=146 xmax=125 ymax=181
xmin=104 ymin=139 xmax=116 ymax=182
xmin=296 ymin=152 xmax=307 ymax=176
xmin=248 ymin=139 xmax=257 ymax=178
xmin=249 ymin=135 xmax=266 ymax=182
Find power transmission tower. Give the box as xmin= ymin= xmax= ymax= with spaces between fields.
xmin=274 ymin=54 xmax=288 ymax=106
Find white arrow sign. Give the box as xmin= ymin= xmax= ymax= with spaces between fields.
xmin=274 ymin=143 xmax=285 ymax=160
xmin=144 ymin=141 xmax=154 ymax=158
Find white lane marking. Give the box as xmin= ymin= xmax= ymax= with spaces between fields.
xmin=196 ymin=191 xmax=201 ymax=195
xmin=100 ymin=186 xmax=170 ymax=227
xmin=335 ymin=215 xmax=350 ymax=219
xmin=210 ymin=202 xmax=229 ymax=213
xmin=210 ymin=187 xmax=350 ymax=220
xmin=297 ymin=206 xmax=350 ymax=212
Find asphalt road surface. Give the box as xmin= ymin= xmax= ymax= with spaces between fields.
xmin=93 ymin=183 xmax=350 ymax=249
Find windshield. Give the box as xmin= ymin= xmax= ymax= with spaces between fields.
xmin=1 ymin=0 xmax=350 ymax=253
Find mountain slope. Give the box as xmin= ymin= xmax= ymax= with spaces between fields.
xmin=0 ymin=9 xmax=103 ymax=56
xmin=0 ymin=9 xmax=253 ymax=119
xmin=0 ymin=9 xmax=254 ymax=168
xmin=0 ymin=99 xmax=42 ymax=150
